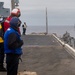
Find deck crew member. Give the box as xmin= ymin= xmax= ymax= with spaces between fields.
xmin=4 ymin=17 xmax=23 ymax=75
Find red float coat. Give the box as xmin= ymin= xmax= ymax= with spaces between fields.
xmin=4 ymin=16 xmax=21 ymax=34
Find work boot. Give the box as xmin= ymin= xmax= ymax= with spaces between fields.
xmin=0 ymin=66 xmax=7 ymax=72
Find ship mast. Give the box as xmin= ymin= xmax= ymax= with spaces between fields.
xmin=11 ymin=0 xmax=15 ymax=10
xmin=46 ymin=7 xmax=48 ymax=34
xmin=11 ymin=0 xmax=19 ymax=10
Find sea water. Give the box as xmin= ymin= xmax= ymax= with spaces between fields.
xmin=20 ymin=25 xmax=75 ymax=38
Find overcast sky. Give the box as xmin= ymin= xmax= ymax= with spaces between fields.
xmin=0 ymin=0 xmax=75 ymax=26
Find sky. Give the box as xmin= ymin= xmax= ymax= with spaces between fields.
xmin=0 ymin=0 xmax=75 ymax=26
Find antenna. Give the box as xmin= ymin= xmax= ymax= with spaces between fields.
xmin=46 ymin=7 xmax=48 ymax=34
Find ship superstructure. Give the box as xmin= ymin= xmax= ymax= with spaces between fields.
xmin=0 ymin=2 xmax=10 ymax=17
xmin=0 ymin=0 xmax=19 ymax=17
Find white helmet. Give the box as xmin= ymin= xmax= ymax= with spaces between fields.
xmin=11 ymin=8 xmax=21 ymax=17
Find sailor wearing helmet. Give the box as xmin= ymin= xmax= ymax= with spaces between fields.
xmin=4 ymin=8 xmax=21 ymax=34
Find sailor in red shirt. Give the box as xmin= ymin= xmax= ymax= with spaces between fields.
xmin=4 ymin=8 xmax=21 ymax=34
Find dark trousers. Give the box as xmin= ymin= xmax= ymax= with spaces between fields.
xmin=23 ymin=28 xmax=26 ymax=35
xmin=6 ymin=54 xmax=20 ymax=75
xmin=0 ymin=43 xmax=4 ymax=67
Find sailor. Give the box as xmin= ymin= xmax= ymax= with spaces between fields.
xmin=4 ymin=8 xmax=21 ymax=34
xmin=0 ymin=15 xmax=6 ymax=71
xmin=4 ymin=17 xmax=23 ymax=75
xmin=22 ymin=22 xmax=27 ymax=35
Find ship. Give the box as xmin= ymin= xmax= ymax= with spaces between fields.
xmin=0 ymin=0 xmax=19 ymax=17
xmin=0 ymin=2 xmax=10 ymax=17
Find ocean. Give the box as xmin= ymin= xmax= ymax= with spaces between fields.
xmin=20 ymin=25 xmax=75 ymax=38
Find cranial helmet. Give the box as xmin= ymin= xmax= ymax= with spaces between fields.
xmin=11 ymin=8 xmax=21 ymax=17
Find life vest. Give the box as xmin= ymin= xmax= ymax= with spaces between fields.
xmin=4 ymin=16 xmax=21 ymax=34
xmin=0 ymin=23 xmax=4 ymax=43
xmin=4 ymin=16 xmax=12 ymax=32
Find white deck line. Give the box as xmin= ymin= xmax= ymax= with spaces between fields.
xmin=52 ymin=34 xmax=75 ymax=57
